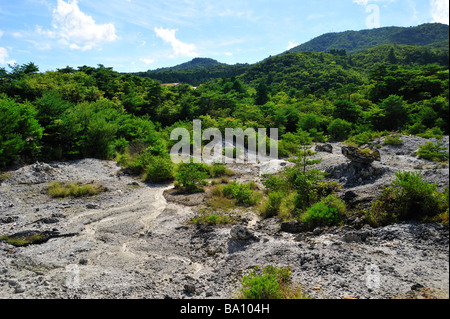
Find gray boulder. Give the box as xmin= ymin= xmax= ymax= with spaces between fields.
xmin=230 ymin=225 xmax=255 ymax=241
xmin=315 ymin=144 xmax=333 ymax=153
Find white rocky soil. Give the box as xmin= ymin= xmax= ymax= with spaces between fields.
xmin=0 ymin=135 xmax=448 ymax=299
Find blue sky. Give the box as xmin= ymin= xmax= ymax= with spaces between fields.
xmin=0 ymin=0 xmax=448 ymax=72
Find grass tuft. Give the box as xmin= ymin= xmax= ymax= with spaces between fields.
xmin=47 ymin=181 xmax=106 ymax=198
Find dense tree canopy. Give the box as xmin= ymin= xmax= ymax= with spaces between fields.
xmin=0 ymin=41 xmax=448 ymax=168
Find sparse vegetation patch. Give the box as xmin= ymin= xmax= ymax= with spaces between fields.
xmin=47 ymin=181 xmax=106 ymax=198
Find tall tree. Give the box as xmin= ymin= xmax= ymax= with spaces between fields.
xmin=255 ymin=83 xmax=269 ymax=105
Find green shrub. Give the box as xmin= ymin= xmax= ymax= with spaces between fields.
xmin=417 ymin=142 xmax=449 ymax=162
xmin=238 ymin=265 xmax=308 ymax=300
xmin=260 ymin=191 xmax=284 ymax=218
xmin=209 ymin=163 xmax=234 ymax=177
xmin=279 ymin=132 xmax=301 ymax=157
xmin=0 ymin=97 xmax=43 ymax=166
xmin=176 ymin=162 xmax=209 ymax=191
xmin=406 ymin=122 xmax=427 ymax=135
xmin=262 ymin=174 xmax=289 ymax=193
xmin=297 ymin=113 xmax=323 ymax=132
xmin=439 ymin=187 xmax=449 ymax=226
xmin=300 ymin=194 xmax=347 ymax=229
xmin=345 ymin=131 xmax=386 ymax=147
xmin=367 ymin=171 xmax=447 ymax=226
xmin=327 ymin=118 xmax=352 ymax=141
xmin=144 ymin=156 xmax=175 ymax=183
xmin=278 ymin=192 xmax=298 ymax=221
xmin=223 ymin=181 xmax=257 ymax=207
xmin=417 ymin=127 xmax=444 ymax=139
xmin=383 ymin=135 xmax=404 ymax=146
xmin=315 ymin=181 xmax=342 ymax=198
xmin=113 ymin=137 xmax=129 ymax=154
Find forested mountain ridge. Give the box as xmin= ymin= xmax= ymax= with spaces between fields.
xmin=132 ymin=60 xmax=250 ymax=86
xmin=286 ymin=23 xmax=449 ymax=54
xmin=133 ymin=23 xmax=448 ymax=86
xmin=132 ymin=42 xmax=449 ymax=87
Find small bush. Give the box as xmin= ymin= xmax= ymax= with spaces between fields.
xmin=238 ymin=265 xmax=309 ymax=300
xmin=223 ymin=181 xmax=257 ymax=207
xmin=417 ymin=142 xmax=449 ymax=163
xmin=210 ymin=184 xmax=224 ymax=197
xmin=116 ymin=144 xmax=175 ymax=184
xmin=406 ymin=122 xmax=426 ymax=135
xmin=417 ymin=127 xmax=444 ymax=139
xmin=366 ymin=171 xmax=447 ymax=226
xmin=209 ymin=163 xmax=235 ymax=178
xmin=48 ymin=181 xmax=106 ymax=198
xmin=176 ymin=162 xmax=209 ymax=192
xmin=383 ymin=135 xmax=404 ymax=146
xmin=315 ymin=181 xmax=342 ymax=198
xmin=300 ymin=195 xmax=347 ymax=229
xmin=262 ymin=174 xmax=289 ymax=193
xmin=278 ymin=192 xmax=297 ymax=221
xmin=345 ymin=131 xmax=375 ymax=147
xmin=259 ymin=191 xmax=284 ymax=218
xmin=143 ymin=156 xmax=175 ymax=183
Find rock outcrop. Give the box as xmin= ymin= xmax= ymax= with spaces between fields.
xmin=315 ymin=144 xmax=333 ymax=153
xmin=342 ymin=146 xmax=381 ymax=164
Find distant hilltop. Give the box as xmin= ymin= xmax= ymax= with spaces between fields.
xmin=285 ymin=23 xmax=449 ymax=55
xmin=148 ymin=58 xmax=227 ymax=74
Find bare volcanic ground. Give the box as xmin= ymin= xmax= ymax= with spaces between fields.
xmin=0 ymin=135 xmax=448 ymax=299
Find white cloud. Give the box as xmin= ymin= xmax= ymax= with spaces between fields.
xmin=50 ymin=0 xmax=118 ymax=50
xmin=353 ymin=0 xmax=395 ymax=6
xmin=287 ymin=41 xmax=299 ymax=50
xmin=353 ymin=0 xmax=370 ymax=5
xmin=139 ymin=57 xmax=155 ymax=65
xmin=0 ymin=47 xmax=8 ymax=64
xmin=154 ymin=27 xmax=198 ymax=58
xmin=0 ymin=47 xmax=15 ymax=65
xmin=430 ymin=0 xmax=449 ymax=24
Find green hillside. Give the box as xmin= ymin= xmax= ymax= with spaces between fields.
xmin=240 ymin=51 xmax=364 ymax=94
xmin=287 ymin=23 xmax=449 ymax=54
xmin=134 ymin=23 xmax=448 ymax=87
